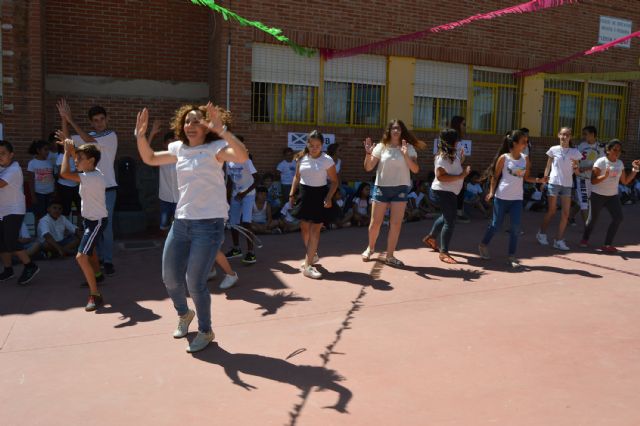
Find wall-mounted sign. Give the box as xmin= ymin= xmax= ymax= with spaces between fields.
xmin=599 ymin=16 xmax=632 ymax=48
xmin=288 ymin=132 xmax=335 ymax=151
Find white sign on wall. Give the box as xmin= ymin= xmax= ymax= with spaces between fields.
xmin=288 ymin=132 xmax=335 ymax=151
xmin=433 ymin=138 xmax=472 ymax=156
xmin=598 ymin=16 xmax=633 ymax=48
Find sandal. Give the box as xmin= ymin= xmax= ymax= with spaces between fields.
xmin=422 ymin=235 xmax=438 ymax=251
xmin=439 ymin=253 xmax=458 ymax=264
xmin=385 ymin=256 xmax=405 ymax=267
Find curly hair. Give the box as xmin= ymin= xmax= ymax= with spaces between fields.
xmin=380 ymin=119 xmax=426 ymax=150
xmin=170 ymin=104 xmax=233 ymax=146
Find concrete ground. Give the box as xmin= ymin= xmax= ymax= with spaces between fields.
xmin=1 ymin=206 xmax=639 ymax=426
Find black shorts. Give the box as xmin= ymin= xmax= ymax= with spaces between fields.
xmin=0 ymin=214 xmax=25 ymax=252
xmin=78 ymin=218 xmax=108 ymax=256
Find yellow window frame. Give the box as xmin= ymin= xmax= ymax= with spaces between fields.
xmin=413 ymin=97 xmax=468 ymax=132
xmin=321 ymin=82 xmax=387 ymax=128
xmin=542 ymin=86 xmax=583 ymax=136
xmin=273 ymin=84 xmax=319 ymax=125
xmin=585 ymin=89 xmax=627 ymax=140
xmin=469 ymin=81 xmax=521 ymax=135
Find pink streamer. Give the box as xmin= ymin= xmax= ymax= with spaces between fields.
xmin=321 ymin=0 xmax=579 ymax=60
xmin=515 ymin=30 xmax=640 ymax=77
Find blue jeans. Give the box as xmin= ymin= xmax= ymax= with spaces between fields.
xmin=162 ymin=218 xmax=225 ymax=333
xmin=97 ymin=189 xmax=116 ymax=264
xmin=159 ymin=200 xmax=177 ymax=229
xmin=481 ymin=198 xmax=523 ymax=256
xmin=428 ymin=189 xmax=458 ymax=253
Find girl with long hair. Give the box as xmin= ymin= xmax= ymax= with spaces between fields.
xmin=362 ymin=119 xmax=425 ymax=266
xmin=134 ymin=102 xmax=248 ymax=353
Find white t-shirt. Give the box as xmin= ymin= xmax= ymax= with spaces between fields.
xmin=280 ymin=201 xmax=297 ymax=223
xmin=546 ymin=145 xmax=581 ymax=187
xmin=353 ymin=197 xmax=369 ymax=216
xmin=0 ymin=162 xmax=26 ymax=217
xmin=227 ymin=159 xmax=257 ymax=196
xmin=79 ymin=169 xmax=108 ymax=220
xmin=591 ymin=157 xmax=624 ymax=197
xmin=168 ymin=140 xmax=229 ymax=220
xmin=277 ymin=160 xmax=297 ymax=185
xmin=298 ymin=153 xmax=334 ymax=187
xmin=159 ymin=163 xmax=179 ymax=203
xmin=496 ymin=153 xmax=527 ymax=201
xmin=371 ymin=143 xmax=417 ymax=187
xmin=72 ymin=130 xmax=118 ymax=188
xmin=56 ymin=153 xmax=79 ymax=187
xmin=37 ymin=214 xmax=77 ymax=243
xmin=431 ymin=154 xmax=464 ymax=194
xmin=577 ymin=141 xmax=605 ymax=179
xmin=27 ymin=158 xmax=55 ymax=194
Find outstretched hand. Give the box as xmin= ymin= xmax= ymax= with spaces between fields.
xmin=135 ymin=109 xmax=149 ymax=138
xmin=632 ymin=159 xmax=640 ymax=169
xmin=203 ymin=102 xmax=225 ymax=135
xmin=56 ymin=99 xmax=72 ymax=122
xmin=62 ymin=138 xmax=76 ymax=156
xmin=363 ymin=137 xmax=374 ymax=155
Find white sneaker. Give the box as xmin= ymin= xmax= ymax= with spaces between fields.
xmin=361 ymin=247 xmax=374 ymax=261
xmin=553 ymin=239 xmax=570 ymax=251
xmin=300 ymin=253 xmax=320 ymax=268
xmin=173 ymin=309 xmax=195 ymax=338
xmin=536 ymin=231 xmax=549 ymax=246
xmin=186 ymin=330 xmax=214 ymax=353
xmin=219 ymin=272 xmax=239 ymax=290
xmin=207 ymin=268 xmax=217 ymax=281
xmin=302 ymin=265 xmax=322 ymax=279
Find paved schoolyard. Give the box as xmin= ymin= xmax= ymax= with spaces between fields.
xmin=1 ymin=206 xmax=640 ymax=425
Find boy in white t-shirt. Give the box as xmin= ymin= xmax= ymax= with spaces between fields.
xmin=573 ymin=126 xmax=605 ymax=223
xmin=60 ymin=140 xmax=108 ymax=312
xmin=279 ymin=200 xmax=300 ymax=233
xmin=37 ymin=199 xmax=81 ymax=258
xmin=225 ymin=147 xmax=259 ymax=264
xmin=276 ymin=148 xmax=297 ymax=205
xmin=58 ymin=99 xmax=117 ymax=276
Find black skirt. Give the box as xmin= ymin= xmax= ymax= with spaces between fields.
xmin=291 ymin=184 xmax=336 ymax=224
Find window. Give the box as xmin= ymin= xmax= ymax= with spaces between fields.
xmin=541 ymin=80 xmax=583 ymax=136
xmin=251 ymin=43 xmax=319 ymax=124
xmin=413 ymin=60 xmax=468 ymax=130
xmin=323 ymin=55 xmax=386 ymax=126
xmin=470 ymin=68 xmax=520 ymax=134
xmin=585 ymin=83 xmax=626 ymax=140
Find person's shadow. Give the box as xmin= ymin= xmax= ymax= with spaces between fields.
xmin=225 ymin=289 xmax=311 ymax=316
xmin=191 ymin=343 xmax=352 ymax=414
xmin=98 ymin=301 xmax=162 ymax=328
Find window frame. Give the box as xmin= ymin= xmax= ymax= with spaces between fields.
xmin=468 ymin=67 xmax=522 ymax=135
xmin=541 ymin=80 xmax=584 ymax=137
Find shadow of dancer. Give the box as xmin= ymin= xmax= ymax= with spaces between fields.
xmin=225 ymin=289 xmax=310 ymax=316
xmin=192 ymin=343 xmax=352 ymax=413
xmin=98 ymin=301 xmax=162 ymax=328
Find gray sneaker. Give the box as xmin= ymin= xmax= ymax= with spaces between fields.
xmin=173 ymin=309 xmax=195 ymax=338
xmin=186 ymin=330 xmax=215 ymax=353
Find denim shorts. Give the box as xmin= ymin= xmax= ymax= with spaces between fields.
xmin=547 ymin=184 xmax=572 ymax=197
xmin=371 ymin=185 xmax=410 ymax=203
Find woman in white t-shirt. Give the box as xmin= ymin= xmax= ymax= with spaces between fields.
xmin=536 ymin=127 xmax=582 ymax=251
xmin=289 ymin=130 xmax=339 ymax=279
xmin=362 ymin=119 xmax=425 ymax=266
xmin=134 ymin=103 xmax=248 ymax=354
xmin=423 ymin=129 xmax=470 ymax=264
xmin=581 ymin=139 xmax=639 ymax=252
xmin=479 ymin=130 xmax=547 ymax=267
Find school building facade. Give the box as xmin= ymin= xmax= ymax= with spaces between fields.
xmin=1 ymin=0 xmax=639 ymax=184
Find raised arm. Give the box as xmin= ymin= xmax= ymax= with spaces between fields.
xmin=135 ymin=109 xmax=177 ymax=167
xmin=57 ymin=98 xmax=96 ymax=143
xmin=363 ymin=138 xmax=379 ymax=172
xmin=203 ymin=103 xmax=248 ymax=163
xmin=620 ymin=159 xmax=640 ymax=185
xmin=59 ymin=139 xmax=81 ymax=183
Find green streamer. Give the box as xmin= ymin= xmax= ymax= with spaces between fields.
xmin=190 ymin=0 xmax=316 ymax=56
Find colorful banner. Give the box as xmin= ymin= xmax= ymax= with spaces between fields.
xmin=321 ymin=0 xmax=579 ymax=60
xmin=190 ymin=0 xmax=315 ymax=56
xmin=515 ymin=30 xmax=640 ymax=77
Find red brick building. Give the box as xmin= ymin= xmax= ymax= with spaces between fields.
xmin=2 ymin=0 xmax=639 ymax=183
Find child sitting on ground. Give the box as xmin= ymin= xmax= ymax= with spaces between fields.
xmin=59 ymin=138 xmax=108 ymax=312
xmin=329 ymin=191 xmax=353 ymax=229
xmin=37 ymin=199 xmax=81 ymax=258
xmin=464 ymin=171 xmax=489 ymax=218
xmin=251 ymin=187 xmax=280 ymax=234
xmin=262 ymin=172 xmax=282 ymax=218
xmin=406 ymin=182 xmax=429 ymax=221
xmin=279 ymin=199 xmax=300 ymax=233
xmin=18 ymin=221 xmax=41 ymax=259
xmin=351 ymin=182 xmax=371 ymax=227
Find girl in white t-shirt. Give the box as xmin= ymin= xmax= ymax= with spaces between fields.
xmin=537 ymin=127 xmax=582 ymax=251
xmin=423 ymin=129 xmax=470 ymax=264
xmin=479 ymin=130 xmax=547 ymax=267
xmin=581 ymin=139 xmax=639 ymax=252
xmin=362 ymin=119 xmax=425 ymax=266
xmin=27 ymin=140 xmax=56 ymax=220
xmin=134 ymin=103 xmax=248 ymax=353
xmin=289 ymin=130 xmax=339 ymax=279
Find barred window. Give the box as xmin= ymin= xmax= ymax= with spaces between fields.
xmin=413 ymin=60 xmax=468 ymax=130
xmin=585 ymin=83 xmax=626 ymax=140
xmin=471 ymin=68 xmax=520 ymax=134
xmin=541 ymin=80 xmax=583 ymax=136
xmin=251 ymin=43 xmax=319 ymax=124
xmin=323 ymin=55 xmax=386 ymax=127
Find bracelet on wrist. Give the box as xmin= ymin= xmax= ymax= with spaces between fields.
xmin=219 ymin=125 xmax=227 ymax=136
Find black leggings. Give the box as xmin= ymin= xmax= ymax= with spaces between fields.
xmin=56 ymin=183 xmax=81 ymax=216
xmin=582 ymin=193 xmax=623 ymax=246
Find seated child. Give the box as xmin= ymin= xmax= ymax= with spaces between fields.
xmin=351 ymin=182 xmax=371 ymax=227
xmin=37 ymin=199 xmax=81 ymax=257
xmin=406 ymin=182 xmax=429 ymax=221
xmin=464 ymin=171 xmax=489 ymax=218
xmin=279 ymin=200 xmax=300 ymax=233
xmin=262 ymin=172 xmax=282 ymax=218
xmin=251 ymin=187 xmax=279 ymax=234
xmin=18 ymin=222 xmax=41 ymax=259
xmin=329 ymin=191 xmax=353 ymax=229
